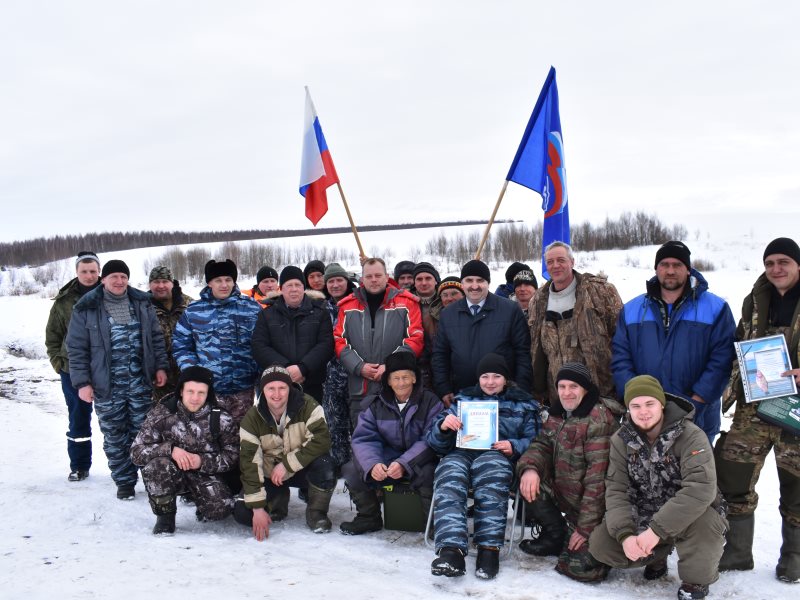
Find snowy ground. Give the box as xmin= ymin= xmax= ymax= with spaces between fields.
xmin=0 ymin=222 xmax=792 ymax=599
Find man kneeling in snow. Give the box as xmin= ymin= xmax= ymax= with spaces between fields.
xmin=234 ymin=365 xmax=336 ymax=540
xmin=131 ymin=366 xmax=239 ymax=534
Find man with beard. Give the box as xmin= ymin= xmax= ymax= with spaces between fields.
xmin=148 ymin=266 xmax=193 ymax=402
xmin=589 ymin=375 xmax=727 ymax=600
xmin=612 ymin=241 xmax=736 ymax=443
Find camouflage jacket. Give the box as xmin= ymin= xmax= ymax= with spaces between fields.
xmin=172 ymin=285 xmax=261 ymax=395
xmin=529 ymin=271 xmax=622 ymax=405
xmin=239 ymin=384 xmax=331 ymax=509
xmin=45 ymin=278 xmax=99 ymax=374
xmin=150 ymin=283 xmax=193 ymax=394
xmin=605 ymin=395 xmax=722 ymax=542
xmin=722 ymin=272 xmax=800 ymax=412
xmin=130 ymin=393 xmax=239 ymax=474
xmin=517 ymin=394 xmax=624 ymax=539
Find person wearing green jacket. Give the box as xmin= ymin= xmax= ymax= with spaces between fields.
xmin=44 ymin=251 xmax=101 ymax=482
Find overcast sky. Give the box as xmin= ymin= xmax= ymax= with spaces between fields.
xmin=2 ymin=1 xmax=798 ymax=243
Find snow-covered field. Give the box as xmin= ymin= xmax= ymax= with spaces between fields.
xmin=0 ymin=222 xmax=790 ymax=599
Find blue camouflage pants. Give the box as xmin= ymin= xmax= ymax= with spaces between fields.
xmin=61 ymin=371 xmax=93 ymax=472
xmin=95 ymin=319 xmax=152 ymax=487
xmin=433 ymin=449 xmax=513 ymax=554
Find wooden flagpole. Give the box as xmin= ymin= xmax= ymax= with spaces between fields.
xmin=474 ymin=180 xmax=509 ymax=260
xmin=335 ymin=182 xmax=367 ymax=263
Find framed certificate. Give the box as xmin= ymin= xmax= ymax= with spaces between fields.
xmin=735 ymin=334 xmax=798 ymax=403
xmin=457 ymin=400 xmax=499 ymax=450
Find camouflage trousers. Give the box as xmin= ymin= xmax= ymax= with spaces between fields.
xmin=321 ymin=359 xmax=352 ymax=468
xmin=589 ymin=506 xmax=727 ymax=586
xmin=217 ymin=388 xmax=255 ymax=429
xmin=715 ymin=401 xmax=800 ymax=526
xmin=433 ymin=449 xmax=513 ymax=554
xmin=141 ymin=456 xmax=234 ymax=521
xmin=94 ymin=389 xmax=151 ymax=487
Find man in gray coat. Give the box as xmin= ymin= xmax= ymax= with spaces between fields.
xmin=67 ymin=259 xmax=168 ymax=500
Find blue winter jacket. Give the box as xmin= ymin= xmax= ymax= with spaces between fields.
xmin=66 ymin=286 xmax=168 ymax=400
xmin=431 ymin=293 xmax=532 ymax=397
xmin=172 ymin=285 xmax=261 ymax=395
xmin=611 ymin=269 xmax=736 ymax=440
xmin=427 ymin=384 xmax=541 ymax=461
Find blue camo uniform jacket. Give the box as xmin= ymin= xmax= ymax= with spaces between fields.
xmin=427 ymin=383 xmax=541 ymax=461
xmin=172 ymin=285 xmax=261 ymax=395
xmin=239 ymin=384 xmax=331 ymax=509
xmin=611 ymin=269 xmax=735 ymax=433
xmin=66 ymin=286 xmax=168 ymax=399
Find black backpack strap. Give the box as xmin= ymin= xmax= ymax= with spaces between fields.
xmin=210 ymin=407 xmax=222 ymax=447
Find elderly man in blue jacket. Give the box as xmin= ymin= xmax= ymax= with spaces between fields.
xmin=611 ymin=241 xmax=736 ymax=442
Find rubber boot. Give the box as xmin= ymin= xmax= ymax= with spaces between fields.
xmin=267 ymin=486 xmax=291 ymax=522
xmin=431 ymin=547 xmax=466 ymax=577
xmin=306 ymin=483 xmax=334 ymax=533
xmin=776 ymin=519 xmax=800 ymax=583
xmin=340 ymin=489 xmax=382 ymax=535
xmin=149 ymin=494 xmax=177 ymax=535
xmin=519 ymin=495 xmax=567 ymax=556
xmin=719 ymin=514 xmax=754 ymax=571
xmin=475 ymin=546 xmax=500 ymax=579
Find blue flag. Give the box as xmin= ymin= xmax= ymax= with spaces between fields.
xmin=506 ymin=67 xmax=569 ymax=279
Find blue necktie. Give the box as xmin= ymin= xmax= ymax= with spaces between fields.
xmin=471 ymin=304 xmax=480 ymax=315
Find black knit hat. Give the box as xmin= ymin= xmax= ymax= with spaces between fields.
xmin=177 ymin=366 xmax=216 ymax=405
xmin=259 ymin=365 xmax=293 ymax=389
xmin=763 ymin=237 xmax=800 ymax=265
xmin=438 ymin=276 xmax=463 ymax=295
xmin=280 ymin=265 xmax=306 ymax=288
xmin=303 ymin=260 xmax=326 ymax=280
xmin=461 ymin=259 xmax=491 ymax=283
xmin=256 ymin=266 xmax=279 ymax=283
xmin=76 ymin=251 xmax=100 ymax=267
xmin=513 ymin=269 xmax=538 ymax=290
xmin=654 ymin=241 xmax=691 ymax=269
xmin=556 ymin=362 xmax=596 ymax=394
xmin=101 ymin=259 xmax=130 ymax=279
xmin=476 ymin=353 xmax=510 ymax=379
xmin=505 ymin=262 xmax=530 ymax=284
xmin=205 ymin=259 xmax=238 ymax=283
xmin=413 ymin=262 xmax=441 ymax=285
xmin=393 ymin=260 xmax=416 ymax=280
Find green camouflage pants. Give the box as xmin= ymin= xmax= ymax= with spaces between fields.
xmin=715 ymin=400 xmax=800 ymax=526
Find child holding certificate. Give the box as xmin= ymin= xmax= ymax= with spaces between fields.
xmin=427 ymin=353 xmax=541 ymax=580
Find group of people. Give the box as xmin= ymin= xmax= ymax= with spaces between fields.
xmin=45 ymin=236 xmax=800 ymax=597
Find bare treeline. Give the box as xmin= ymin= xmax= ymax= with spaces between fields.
xmin=571 ymin=212 xmax=688 ymax=252
xmin=0 ymin=220 xmax=493 ymax=268
xmin=143 ymin=241 xmax=359 ymax=283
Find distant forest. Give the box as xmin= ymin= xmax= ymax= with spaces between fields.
xmin=0 ymin=220 xmax=501 ymax=268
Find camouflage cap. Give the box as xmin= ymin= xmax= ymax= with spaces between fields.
xmin=149 ymin=265 xmax=173 ymax=282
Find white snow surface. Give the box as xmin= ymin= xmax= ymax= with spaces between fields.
xmin=0 ymin=224 xmax=790 ymax=599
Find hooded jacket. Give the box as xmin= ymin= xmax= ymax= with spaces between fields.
xmin=604 ymin=394 xmax=724 ymax=542
xmin=612 ymin=269 xmax=736 ymax=412
xmin=45 ymin=277 xmax=99 ymax=374
xmin=239 ymin=383 xmax=331 ymax=509
xmin=350 ymin=372 xmax=443 ymax=485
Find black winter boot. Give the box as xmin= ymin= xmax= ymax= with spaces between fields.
xmin=267 ymin=486 xmax=291 ymax=522
xmin=677 ymin=583 xmax=709 ymax=599
xmin=475 ymin=546 xmax=500 ymax=580
xmin=431 ymin=547 xmax=466 ymax=577
xmin=340 ymin=489 xmax=382 ymax=535
xmin=719 ymin=514 xmax=755 ymax=571
xmin=519 ymin=496 xmax=567 ymax=556
xmin=149 ymin=494 xmax=177 ymax=535
xmin=306 ymin=483 xmax=334 ymax=533
xmin=776 ymin=519 xmax=800 ymax=583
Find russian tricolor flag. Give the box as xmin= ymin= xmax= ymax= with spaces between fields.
xmin=299 ymin=87 xmax=339 ymax=226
